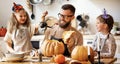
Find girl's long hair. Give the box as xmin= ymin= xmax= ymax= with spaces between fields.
xmin=7 ymin=9 xmax=31 ymax=33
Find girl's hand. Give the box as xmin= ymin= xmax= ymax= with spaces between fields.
xmin=34 ymin=50 xmax=39 ymax=57
xmin=30 ymin=49 xmax=38 ymax=57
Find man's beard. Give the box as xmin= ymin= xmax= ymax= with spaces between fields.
xmin=59 ymin=21 xmax=70 ymax=28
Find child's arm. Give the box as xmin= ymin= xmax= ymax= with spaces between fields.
xmin=6 ymin=40 xmax=15 ymax=53
xmin=4 ymin=32 xmax=15 ymax=53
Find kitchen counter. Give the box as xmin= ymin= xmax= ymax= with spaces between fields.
xmin=31 ymin=35 xmax=45 ymax=41
xmin=83 ymin=35 xmax=120 ymax=40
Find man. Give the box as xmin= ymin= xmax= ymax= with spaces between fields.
xmin=41 ymin=4 xmax=83 ymax=57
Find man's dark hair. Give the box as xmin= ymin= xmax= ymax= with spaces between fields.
xmin=62 ymin=4 xmax=75 ymax=15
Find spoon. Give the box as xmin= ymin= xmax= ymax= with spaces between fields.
xmin=31 ymin=5 xmax=35 ymax=19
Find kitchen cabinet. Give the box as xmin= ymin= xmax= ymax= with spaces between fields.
xmin=31 ymin=35 xmax=45 ymax=49
xmin=83 ymin=35 xmax=95 ymax=47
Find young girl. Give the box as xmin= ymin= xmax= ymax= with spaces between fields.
xmin=4 ymin=2 xmax=39 ymax=54
xmin=92 ymin=10 xmax=116 ymax=58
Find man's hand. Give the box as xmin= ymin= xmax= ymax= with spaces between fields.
xmin=40 ymin=22 xmax=47 ymax=28
xmin=41 ymin=11 xmax=48 ymax=22
xmin=42 ymin=11 xmax=48 ymax=17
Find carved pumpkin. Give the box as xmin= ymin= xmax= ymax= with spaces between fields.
xmin=41 ymin=39 xmax=65 ymax=57
xmin=0 ymin=26 xmax=7 ymax=37
xmin=62 ymin=31 xmax=76 ymax=53
xmin=71 ymin=46 xmax=94 ymax=62
xmin=62 ymin=31 xmax=75 ymax=45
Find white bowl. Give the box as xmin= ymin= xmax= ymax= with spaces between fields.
xmin=2 ymin=53 xmax=25 ymax=62
xmin=5 ymin=53 xmax=24 ymax=58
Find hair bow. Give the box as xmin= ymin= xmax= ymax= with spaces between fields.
xmin=12 ymin=2 xmax=23 ymax=12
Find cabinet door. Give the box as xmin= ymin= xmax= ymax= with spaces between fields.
xmin=83 ymin=35 xmax=95 ymax=47
xmin=83 ymin=39 xmax=94 ymax=48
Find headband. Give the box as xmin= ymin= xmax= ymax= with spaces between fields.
xmin=12 ymin=2 xmax=23 ymax=12
xmin=102 ymin=8 xmax=109 ymax=19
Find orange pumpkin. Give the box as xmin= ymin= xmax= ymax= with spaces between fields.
xmin=54 ymin=54 xmax=65 ymax=64
xmin=0 ymin=26 xmax=7 ymax=37
xmin=71 ymin=46 xmax=94 ymax=62
xmin=41 ymin=39 xmax=65 ymax=57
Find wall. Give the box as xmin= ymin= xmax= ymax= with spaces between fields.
xmin=0 ymin=0 xmax=27 ymax=27
xmin=0 ymin=0 xmax=120 ymax=34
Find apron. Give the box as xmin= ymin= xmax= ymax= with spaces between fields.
xmin=95 ymin=33 xmax=109 ymax=52
xmin=12 ymin=26 xmax=33 ymax=53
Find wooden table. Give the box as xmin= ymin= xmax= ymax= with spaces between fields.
xmin=94 ymin=58 xmax=117 ymax=64
xmin=0 ymin=56 xmax=117 ymax=64
xmin=0 ymin=56 xmax=56 ymax=64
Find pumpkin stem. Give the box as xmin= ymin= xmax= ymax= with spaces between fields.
xmin=1 ymin=26 xmax=3 ymax=28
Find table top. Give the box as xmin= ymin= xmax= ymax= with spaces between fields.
xmin=0 ymin=55 xmax=117 ymax=64
xmin=94 ymin=58 xmax=117 ymax=64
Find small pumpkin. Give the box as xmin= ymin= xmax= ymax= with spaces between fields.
xmin=41 ymin=39 xmax=65 ymax=57
xmin=0 ymin=26 xmax=7 ymax=37
xmin=54 ymin=54 xmax=65 ymax=64
xmin=71 ymin=46 xmax=94 ymax=62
